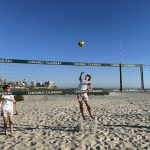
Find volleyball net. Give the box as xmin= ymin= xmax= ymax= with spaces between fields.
xmin=143 ymin=65 xmax=150 ymax=91
xmin=0 ymin=58 xmax=144 ymax=95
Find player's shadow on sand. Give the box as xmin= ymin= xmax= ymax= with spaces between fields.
xmin=43 ymin=125 xmax=78 ymax=132
xmin=0 ymin=126 xmax=6 ymax=135
xmin=12 ymin=124 xmax=78 ymax=133
xmin=104 ymin=124 xmax=150 ymax=130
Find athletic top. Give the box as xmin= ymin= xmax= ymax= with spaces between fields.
xmin=78 ymin=79 xmax=91 ymax=91
xmin=1 ymin=95 xmax=14 ymax=110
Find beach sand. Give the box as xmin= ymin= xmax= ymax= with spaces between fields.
xmin=0 ymin=93 xmax=150 ymax=150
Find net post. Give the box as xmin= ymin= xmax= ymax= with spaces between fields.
xmin=140 ymin=65 xmax=144 ymax=90
xmin=119 ymin=64 xmax=122 ymax=91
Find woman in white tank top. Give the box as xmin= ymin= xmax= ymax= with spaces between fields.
xmin=0 ymin=85 xmax=18 ymax=136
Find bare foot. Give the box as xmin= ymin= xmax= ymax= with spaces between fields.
xmin=90 ymin=115 xmax=94 ymax=119
xmin=82 ymin=116 xmax=86 ymax=120
xmin=8 ymin=134 xmax=14 ymax=137
xmin=4 ymin=131 xmax=7 ymax=136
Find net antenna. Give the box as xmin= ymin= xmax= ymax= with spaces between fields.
xmin=119 ymin=38 xmax=122 ymax=64
xmin=118 ymin=38 xmax=123 ymax=91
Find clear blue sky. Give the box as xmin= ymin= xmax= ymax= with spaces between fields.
xmin=0 ymin=0 xmax=150 ymax=64
xmin=0 ymin=0 xmax=150 ymax=88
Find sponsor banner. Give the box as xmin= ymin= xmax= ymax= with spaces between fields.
xmin=0 ymin=89 xmax=148 ymax=95
xmin=122 ymin=64 xmax=142 ymax=67
xmin=0 ymin=58 xmax=141 ymax=67
xmin=0 ymin=91 xmax=63 ymax=95
xmin=0 ymin=59 xmax=13 ymax=63
xmin=0 ymin=92 xmax=13 ymax=95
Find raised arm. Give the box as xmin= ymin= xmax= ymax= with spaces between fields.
xmin=79 ymin=72 xmax=84 ymax=81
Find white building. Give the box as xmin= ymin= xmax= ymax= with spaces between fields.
xmin=31 ymin=80 xmax=36 ymax=87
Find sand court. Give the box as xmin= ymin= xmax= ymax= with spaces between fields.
xmin=0 ymin=93 xmax=150 ymax=149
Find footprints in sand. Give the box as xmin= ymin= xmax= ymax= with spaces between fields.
xmin=0 ymin=94 xmax=150 ymax=149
